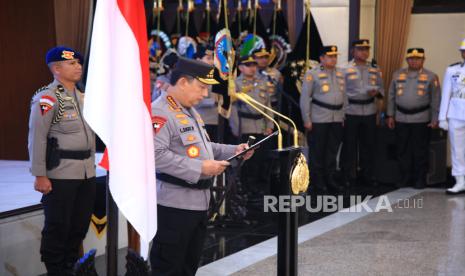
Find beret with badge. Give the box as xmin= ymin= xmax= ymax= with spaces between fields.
xmin=46 ymin=46 xmax=83 ymax=65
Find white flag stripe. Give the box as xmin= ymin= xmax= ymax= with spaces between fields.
xmin=83 ymin=0 xmax=156 ymax=246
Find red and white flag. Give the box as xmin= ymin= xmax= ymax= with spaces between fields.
xmin=83 ymin=0 xmax=156 ymax=254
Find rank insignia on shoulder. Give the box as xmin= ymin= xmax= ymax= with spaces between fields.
xmin=318 ymin=73 xmax=328 ymax=79
xmin=166 ymin=95 xmax=179 ymax=110
xmin=398 ymin=74 xmax=406 ymax=81
xmin=152 ymin=115 xmax=167 ymax=134
xmin=39 ymin=95 xmax=56 ymax=115
xmin=186 ymin=145 xmax=200 ymax=158
xmin=306 ymin=74 xmax=313 ymax=81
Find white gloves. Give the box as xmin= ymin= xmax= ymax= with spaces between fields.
xmin=439 ymin=120 xmax=449 ymax=131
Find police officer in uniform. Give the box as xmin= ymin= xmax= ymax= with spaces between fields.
xmin=150 ymin=57 xmax=253 ymax=275
xmin=195 ymin=44 xmax=220 ymax=142
xmin=439 ymin=39 xmax=465 ymax=194
xmin=300 ymin=46 xmax=346 ymax=192
xmin=254 ymin=47 xmax=282 ymax=109
xmin=229 ymin=56 xmax=274 ymax=197
xmin=342 ymin=39 xmax=384 ymax=188
xmin=387 ymin=48 xmax=441 ymax=189
xmin=28 ymin=47 xmax=96 ymax=275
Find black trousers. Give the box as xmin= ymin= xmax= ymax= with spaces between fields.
xmin=150 ymin=205 xmax=208 ymax=276
xmin=342 ymin=114 xmax=377 ymax=181
xmin=40 ymin=177 xmax=96 ymax=273
xmin=308 ymin=123 xmax=343 ymax=189
xmin=395 ymin=122 xmax=431 ymax=185
xmin=239 ymin=134 xmax=272 ymax=195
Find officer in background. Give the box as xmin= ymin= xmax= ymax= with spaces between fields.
xmin=342 ymin=39 xmax=384 ymax=188
xmin=254 ymin=47 xmax=282 ymax=109
xmin=300 ymin=46 xmax=346 ymax=193
xmin=195 ymin=44 xmax=220 ymax=141
xmin=229 ymin=55 xmax=274 ymax=198
xmin=28 ymin=47 xmax=96 ymax=275
xmin=439 ymin=39 xmax=465 ymax=194
xmin=150 ymin=57 xmax=253 ymax=275
xmin=387 ymin=48 xmax=441 ymax=189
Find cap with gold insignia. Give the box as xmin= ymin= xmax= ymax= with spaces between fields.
xmin=46 ymin=46 xmax=83 ymax=65
xmin=460 ymin=38 xmax=465 ymax=50
xmin=170 ymin=56 xmax=219 ymax=85
xmin=320 ymin=45 xmax=339 ymax=56
xmin=406 ymin=48 xmax=425 ymax=58
xmin=253 ymin=47 xmax=270 ymax=58
xmin=352 ymin=39 xmax=370 ymax=48
xmin=239 ymin=55 xmax=258 ymax=65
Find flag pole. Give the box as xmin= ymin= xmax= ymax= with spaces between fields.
xmin=106 ymin=171 xmax=119 ymax=276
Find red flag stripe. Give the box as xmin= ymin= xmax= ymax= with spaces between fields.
xmin=116 ymin=0 xmax=151 ymax=111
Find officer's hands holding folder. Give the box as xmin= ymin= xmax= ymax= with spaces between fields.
xmin=200 ymin=131 xmax=277 ymax=177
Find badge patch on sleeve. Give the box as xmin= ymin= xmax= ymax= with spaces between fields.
xmin=186 ymin=145 xmax=200 ymax=158
xmin=152 ymin=116 xmax=167 ymax=134
xmin=39 ymin=95 xmax=56 ymax=115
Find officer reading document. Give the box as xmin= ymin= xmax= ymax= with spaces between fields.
xmin=28 ymin=46 xmax=96 ymax=275
xmin=150 ymin=57 xmax=254 ymax=275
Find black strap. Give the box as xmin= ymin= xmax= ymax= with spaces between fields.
xmin=312 ymin=99 xmax=343 ymax=110
xmin=59 ymin=149 xmax=91 ymax=160
xmin=396 ymin=104 xmax=430 ymax=115
xmin=156 ymin=173 xmax=213 ymax=189
xmin=238 ymin=111 xmax=263 ymax=120
xmin=348 ymin=98 xmax=375 ymax=105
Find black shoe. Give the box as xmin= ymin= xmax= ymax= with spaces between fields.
xmin=414 ymin=181 xmax=426 ymax=189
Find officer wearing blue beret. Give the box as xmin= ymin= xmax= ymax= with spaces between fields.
xmin=28 ymin=46 xmax=95 ymax=275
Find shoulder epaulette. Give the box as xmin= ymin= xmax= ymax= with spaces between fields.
xmin=32 ymin=86 xmax=49 ymax=98
xmin=449 ymin=62 xmax=461 ymax=67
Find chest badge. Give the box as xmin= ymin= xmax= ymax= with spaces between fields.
xmin=186 ymin=145 xmax=200 ymax=158
xmin=321 ymin=84 xmax=330 ymax=93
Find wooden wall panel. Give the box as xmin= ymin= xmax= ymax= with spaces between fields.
xmin=0 ymin=0 xmax=56 ymax=160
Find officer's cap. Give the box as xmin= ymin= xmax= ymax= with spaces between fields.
xmin=194 ymin=44 xmax=214 ymax=59
xmin=406 ymin=48 xmax=425 ymax=58
xmin=170 ymin=57 xmax=219 ymax=85
xmin=352 ymin=39 xmax=370 ymax=48
xmin=320 ymin=45 xmax=339 ymax=57
xmin=239 ymin=56 xmax=258 ymax=65
xmin=253 ymin=47 xmax=270 ymax=58
xmin=46 ymin=46 xmax=83 ymax=65
xmin=460 ymin=38 xmax=465 ymax=50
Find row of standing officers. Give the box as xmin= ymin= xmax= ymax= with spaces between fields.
xmin=299 ymin=39 xmax=441 ymax=192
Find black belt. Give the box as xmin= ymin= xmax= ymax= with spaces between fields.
xmin=396 ymin=104 xmax=430 ymax=115
xmin=238 ymin=111 xmax=263 ymax=120
xmin=59 ymin=149 xmax=91 ymax=160
xmin=312 ymin=99 xmax=343 ymax=110
xmin=156 ymin=173 xmax=213 ymax=189
xmin=348 ymin=98 xmax=374 ymax=105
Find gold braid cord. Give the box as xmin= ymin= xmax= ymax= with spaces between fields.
xmin=52 ymin=85 xmax=65 ymax=125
